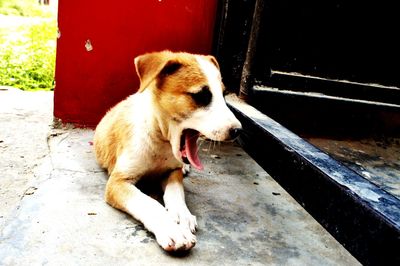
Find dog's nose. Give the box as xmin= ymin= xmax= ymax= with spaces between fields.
xmin=229 ymin=127 xmax=242 ymax=139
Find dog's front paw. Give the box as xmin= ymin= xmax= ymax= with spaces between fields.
xmin=167 ymin=206 xmax=198 ymax=234
xmin=154 ymin=220 xmax=196 ymax=252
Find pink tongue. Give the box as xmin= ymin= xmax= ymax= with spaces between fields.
xmin=184 ymin=130 xmax=203 ymax=170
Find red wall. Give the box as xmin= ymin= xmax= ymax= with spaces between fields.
xmin=54 ymin=0 xmax=218 ymax=127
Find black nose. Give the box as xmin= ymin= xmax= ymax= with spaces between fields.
xmin=229 ymin=128 xmax=242 ymax=139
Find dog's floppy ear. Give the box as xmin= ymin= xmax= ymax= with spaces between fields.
xmin=134 ymin=52 xmax=182 ymax=92
xmin=134 ymin=53 xmax=165 ymax=92
xmin=206 ymin=55 xmax=220 ymax=70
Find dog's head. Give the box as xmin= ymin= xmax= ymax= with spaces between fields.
xmin=134 ymin=51 xmax=242 ymax=170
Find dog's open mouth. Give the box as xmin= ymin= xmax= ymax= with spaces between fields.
xmin=180 ymin=129 xmax=203 ymax=170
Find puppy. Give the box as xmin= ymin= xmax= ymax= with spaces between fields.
xmin=94 ymin=51 xmax=242 ymax=252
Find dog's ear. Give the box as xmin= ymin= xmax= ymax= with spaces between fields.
xmin=205 ymin=55 xmax=220 ymax=70
xmin=134 ymin=52 xmax=182 ymax=92
xmin=134 ymin=53 xmax=165 ymax=92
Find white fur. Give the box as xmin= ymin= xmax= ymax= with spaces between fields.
xmin=114 ymin=91 xmax=196 ymax=249
xmin=94 ymin=52 xmax=241 ymax=252
xmin=125 ymin=183 xmax=196 ymax=250
xmin=180 ymin=56 xmax=242 ymax=141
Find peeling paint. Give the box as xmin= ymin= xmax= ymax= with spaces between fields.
xmin=85 ymin=40 xmax=93 ymax=52
xmin=361 ymin=171 xmax=372 ymax=178
xmin=308 ymin=137 xmax=400 ymax=200
xmin=351 ymin=186 xmax=382 ymax=202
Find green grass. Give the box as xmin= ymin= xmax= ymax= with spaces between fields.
xmin=0 ymin=0 xmax=56 ymax=91
xmin=0 ymin=0 xmax=53 ymax=17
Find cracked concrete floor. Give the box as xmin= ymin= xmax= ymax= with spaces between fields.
xmin=0 ymin=88 xmax=359 ymax=265
xmin=0 ymin=88 xmax=54 ymax=230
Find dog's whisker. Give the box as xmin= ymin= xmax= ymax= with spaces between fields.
xmin=238 ymin=130 xmax=252 ymax=139
xmin=232 ymin=135 xmax=241 ymax=142
xmin=207 ymin=139 xmax=212 ymax=154
xmin=197 ymin=139 xmax=206 ymax=150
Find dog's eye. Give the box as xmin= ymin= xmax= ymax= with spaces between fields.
xmin=160 ymin=61 xmax=182 ymax=76
xmin=190 ymin=86 xmax=212 ymax=107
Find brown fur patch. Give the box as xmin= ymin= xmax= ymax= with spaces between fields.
xmin=94 ymin=100 xmax=134 ymax=173
xmin=154 ymin=54 xmax=209 ymax=120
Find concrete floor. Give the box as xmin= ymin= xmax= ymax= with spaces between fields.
xmin=0 ymin=88 xmax=359 ymax=265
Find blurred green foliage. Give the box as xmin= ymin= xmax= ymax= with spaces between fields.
xmin=0 ymin=0 xmax=53 ymax=17
xmin=0 ymin=0 xmax=56 ymax=91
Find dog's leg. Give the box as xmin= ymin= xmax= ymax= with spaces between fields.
xmin=105 ymin=171 xmax=196 ymax=251
xmin=162 ymin=169 xmax=198 ymax=234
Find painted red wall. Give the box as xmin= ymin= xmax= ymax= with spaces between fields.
xmin=54 ymin=0 xmax=218 ymax=127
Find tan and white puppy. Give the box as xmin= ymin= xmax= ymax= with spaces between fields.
xmin=94 ymin=51 xmax=242 ymax=252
